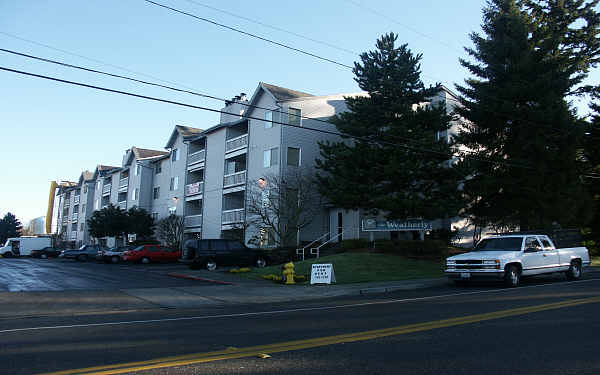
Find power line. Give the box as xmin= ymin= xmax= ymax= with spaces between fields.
xmin=141 ymin=0 xmax=354 ymax=69
xmin=183 ymin=0 xmax=359 ymax=56
xmin=0 ymin=65 xmax=536 ymax=170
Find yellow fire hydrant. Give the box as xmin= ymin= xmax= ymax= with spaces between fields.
xmin=282 ymin=261 xmax=296 ymax=285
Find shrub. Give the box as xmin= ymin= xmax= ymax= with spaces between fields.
xmin=341 ymin=239 xmax=370 ymax=249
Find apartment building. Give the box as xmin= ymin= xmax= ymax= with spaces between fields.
xmin=55 ymin=82 xmax=461 ymax=248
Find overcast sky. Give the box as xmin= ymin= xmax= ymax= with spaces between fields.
xmin=1 ymin=0 xmax=598 ymax=224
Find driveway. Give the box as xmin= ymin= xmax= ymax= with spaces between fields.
xmin=0 ymin=258 xmax=210 ymax=292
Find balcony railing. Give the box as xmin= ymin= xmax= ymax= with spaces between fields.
xmin=119 ymin=178 xmax=128 ymax=191
xmin=62 ymin=217 xmax=68 ymax=225
xmin=71 ymin=231 xmax=77 ymax=240
xmin=72 ymin=213 xmax=78 ymax=222
xmin=184 ymin=214 xmax=203 ymax=228
xmin=188 ymin=149 xmax=206 ymax=165
xmin=64 ymin=200 xmax=70 ymax=208
xmin=118 ymin=201 xmax=127 ymax=210
xmin=223 ymin=170 xmax=246 ymax=188
xmin=74 ymin=195 xmax=80 ymax=204
xmin=222 ymin=208 xmax=244 ymax=224
xmin=225 ymin=134 xmax=248 ymax=153
xmin=186 ymin=181 xmax=204 ymax=196
xmin=102 ymin=184 xmax=111 ymax=195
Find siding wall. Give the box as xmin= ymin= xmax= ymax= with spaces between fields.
xmin=202 ymin=128 xmax=227 ymax=238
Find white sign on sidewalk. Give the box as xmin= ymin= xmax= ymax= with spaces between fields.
xmin=310 ymin=263 xmax=336 ymax=285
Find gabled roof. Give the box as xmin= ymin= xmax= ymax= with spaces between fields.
xmin=92 ymin=164 xmax=120 ymax=180
xmin=133 ymin=147 xmax=168 ymax=160
xmin=78 ymin=170 xmax=94 ymax=185
xmin=165 ymin=125 xmax=204 ymax=149
xmin=260 ymin=82 xmax=314 ymax=101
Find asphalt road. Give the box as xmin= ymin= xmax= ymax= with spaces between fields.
xmin=0 ymin=258 xmax=207 ymax=292
xmin=2 ymin=274 xmax=599 ymax=375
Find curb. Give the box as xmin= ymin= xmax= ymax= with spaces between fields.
xmin=167 ymin=273 xmax=235 ymax=285
xmin=359 ymin=279 xmax=448 ymax=295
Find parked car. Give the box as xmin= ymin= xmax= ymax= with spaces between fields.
xmin=445 ymin=232 xmax=590 ymax=287
xmin=97 ymin=245 xmax=134 ymax=263
xmin=122 ymin=244 xmax=181 ymax=264
xmin=30 ymin=247 xmax=64 ymax=259
xmin=59 ymin=245 xmax=108 ymax=262
xmin=182 ymin=239 xmax=270 ymax=271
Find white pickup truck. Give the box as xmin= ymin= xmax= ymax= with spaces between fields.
xmin=445 ymin=233 xmax=590 ymax=287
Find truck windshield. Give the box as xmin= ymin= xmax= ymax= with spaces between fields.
xmin=474 ymin=237 xmax=523 ymax=251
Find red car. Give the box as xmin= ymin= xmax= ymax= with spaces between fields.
xmin=122 ymin=245 xmax=181 ymax=264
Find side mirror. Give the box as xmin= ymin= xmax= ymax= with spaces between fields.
xmin=524 ymin=247 xmax=538 ymax=253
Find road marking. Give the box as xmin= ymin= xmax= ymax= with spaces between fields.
xmin=2 ymin=277 xmax=600 ymax=333
xmin=38 ymin=295 xmax=600 ymax=375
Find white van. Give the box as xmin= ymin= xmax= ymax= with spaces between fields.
xmin=0 ymin=237 xmax=52 ymax=257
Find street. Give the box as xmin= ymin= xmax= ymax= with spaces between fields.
xmin=1 ymin=269 xmax=599 ymax=375
xmin=0 ymin=258 xmax=207 ymax=292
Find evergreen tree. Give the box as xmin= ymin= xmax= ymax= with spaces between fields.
xmin=583 ymin=95 xmax=600 ymax=248
xmin=316 ymin=33 xmax=462 ymax=220
xmin=454 ymin=0 xmax=599 ymax=231
xmin=0 ymin=212 xmax=23 ymax=244
xmin=87 ymin=204 xmax=128 ymax=240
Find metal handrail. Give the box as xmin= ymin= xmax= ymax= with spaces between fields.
xmin=296 ymin=232 xmax=329 ymax=261
xmin=311 ymin=231 xmax=344 ymax=259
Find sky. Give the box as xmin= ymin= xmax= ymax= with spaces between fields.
xmin=0 ymin=0 xmax=598 ymax=225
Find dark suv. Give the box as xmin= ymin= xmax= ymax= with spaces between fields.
xmin=182 ymin=239 xmax=270 ymax=271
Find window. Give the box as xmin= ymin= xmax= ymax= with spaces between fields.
xmin=287 ymin=147 xmax=301 ymax=166
xmin=541 ymin=238 xmax=555 ymax=250
xmin=168 ymin=206 xmax=177 ymax=215
xmin=288 ymin=107 xmax=301 ymax=126
xmin=94 ymin=200 xmax=99 ymax=210
xmin=135 ymin=164 xmax=141 ymax=176
xmin=71 ymin=223 xmax=77 ymax=231
xmin=265 ymin=110 xmax=273 ymax=129
xmin=151 ymin=212 xmax=159 ymax=221
xmin=525 ymin=237 xmax=542 ymax=251
xmin=132 ymin=188 xmax=139 ymax=201
xmin=153 ymin=187 xmax=160 ymax=199
xmin=172 ymin=149 xmax=179 ymax=162
xmin=83 ymin=184 xmax=87 ymax=194
xmin=155 ymin=163 xmax=162 ymax=174
xmin=97 ymin=180 xmax=101 ymax=190
xmin=170 ymin=176 xmax=179 ymax=191
xmin=80 ymin=223 xmax=84 ymax=231
xmin=263 ymin=147 xmax=279 ymax=168
xmin=81 ymin=204 xmax=86 ymax=213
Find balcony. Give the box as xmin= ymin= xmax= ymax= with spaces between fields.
xmin=223 ymin=170 xmax=246 ymax=188
xmin=102 ymin=184 xmax=111 ymax=196
xmin=225 ymin=134 xmax=248 ymax=153
xmin=222 ymin=208 xmax=244 ymax=224
xmin=62 ymin=217 xmax=68 ymax=225
xmin=74 ymin=195 xmax=80 ymax=204
xmin=64 ymin=201 xmax=70 ymax=208
xmin=70 ymin=231 xmax=77 ymax=240
xmin=188 ymin=149 xmax=206 ymax=165
xmin=186 ymin=181 xmax=204 ymax=197
xmin=72 ymin=213 xmax=78 ymax=222
xmin=118 ymin=178 xmax=128 ymax=192
xmin=184 ymin=214 xmax=203 ymax=228
xmin=118 ymin=201 xmax=127 ymax=210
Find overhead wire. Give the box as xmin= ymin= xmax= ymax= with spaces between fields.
xmin=141 ymin=0 xmax=354 ymax=69
xmin=0 ymin=65 xmax=538 ymax=170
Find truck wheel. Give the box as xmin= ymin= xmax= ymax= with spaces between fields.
xmin=2 ymin=252 xmax=12 ymax=258
xmin=504 ymin=265 xmax=521 ymax=287
xmin=566 ymin=260 xmax=582 ymax=281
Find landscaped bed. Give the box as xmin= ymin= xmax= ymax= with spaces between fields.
xmin=238 ymin=253 xmax=444 ymax=284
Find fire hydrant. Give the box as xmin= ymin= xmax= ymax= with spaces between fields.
xmin=282 ymin=261 xmax=296 ymax=285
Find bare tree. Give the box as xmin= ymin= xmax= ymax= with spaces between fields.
xmin=156 ymin=214 xmax=184 ymax=250
xmin=246 ymin=169 xmax=322 ymax=247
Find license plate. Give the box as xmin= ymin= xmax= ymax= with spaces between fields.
xmin=460 ymin=272 xmax=471 ymax=279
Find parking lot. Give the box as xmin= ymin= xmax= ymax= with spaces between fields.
xmin=0 ymin=257 xmax=209 ymax=292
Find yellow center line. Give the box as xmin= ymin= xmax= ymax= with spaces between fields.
xmin=39 ymin=296 xmax=600 ymax=375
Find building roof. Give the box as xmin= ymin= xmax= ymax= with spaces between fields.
xmin=260 ymin=82 xmax=314 ymax=101
xmin=166 ymin=125 xmax=204 ymax=149
xmin=132 ymin=147 xmax=169 ymax=160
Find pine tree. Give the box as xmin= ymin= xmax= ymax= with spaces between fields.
xmin=0 ymin=212 xmax=23 ymax=244
xmin=583 ymin=95 xmax=600 ymax=247
xmin=316 ymin=33 xmax=462 ymax=220
xmin=454 ymin=0 xmax=599 ymax=231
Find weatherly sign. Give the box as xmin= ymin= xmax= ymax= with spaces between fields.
xmin=361 ymin=218 xmax=432 ymax=232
